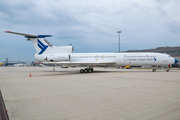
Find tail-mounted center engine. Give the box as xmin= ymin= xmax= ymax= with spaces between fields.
xmin=51 ymin=46 xmax=74 ymax=53
xmin=46 ymin=54 xmax=70 ymax=62
xmin=34 ymin=54 xmax=71 ymax=62
xmin=34 ymin=46 xmax=74 ymax=62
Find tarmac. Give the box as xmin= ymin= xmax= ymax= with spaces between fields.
xmin=0 ymin=67 xmax=180 ymax=120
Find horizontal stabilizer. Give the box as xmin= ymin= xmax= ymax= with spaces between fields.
xmin=5 ymin=31 xmax=52 ymax=38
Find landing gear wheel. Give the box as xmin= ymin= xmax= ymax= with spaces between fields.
xmin=152 ymin=68 xmax=156 ymax=72
xmin=80 ymin=67 xmax=94 ymax=73
xmin=80 ymin=69 xmax=84 ymax=73
xmin=84 ymin=69 xmax=88 ymax=73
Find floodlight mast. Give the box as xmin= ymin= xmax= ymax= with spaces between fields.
xmin=117 ymin=31 xmax=121 ymax=52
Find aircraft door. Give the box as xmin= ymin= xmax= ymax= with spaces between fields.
xmin=100 ymin=55 xmax=104 ymax=60
xmin=146 ymin=55 xmax=149 ymax=64
xmin=95 ymin=55 xmax=99 ymax=62
xmin=69 ymin=55 xmax=71 ymax=60
xmin=123 ymin=55 xmax=128 ymax=65
xmin=124 ymin=55 xmax=127 ymax=61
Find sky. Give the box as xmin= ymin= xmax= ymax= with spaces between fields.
xmin=0 ymin=0 xmax=180 ymax=63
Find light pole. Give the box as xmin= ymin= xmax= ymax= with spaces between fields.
xmin=117 ymin=31 xmax=121 ymax=52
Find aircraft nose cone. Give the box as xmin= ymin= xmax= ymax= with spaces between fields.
xmin=175 ymin=59 xmax=178 ymax=63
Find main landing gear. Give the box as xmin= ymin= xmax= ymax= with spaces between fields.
xmin=80 ymin=67 xmax=94 ymax=73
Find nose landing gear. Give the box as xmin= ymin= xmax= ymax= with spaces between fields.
xmin=152 ymin=65 xmax=156 ymax=72
xmin=152 ymin=66 xmax=170 ymax=72
xmin=152 ymin=68 xmax=156 ymax=72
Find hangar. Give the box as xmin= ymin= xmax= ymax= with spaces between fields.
xmin=126 ymin=46 xmax=180 ymax=66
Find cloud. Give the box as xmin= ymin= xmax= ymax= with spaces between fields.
xmin=0 ymin=0 xmax=180 ymax=62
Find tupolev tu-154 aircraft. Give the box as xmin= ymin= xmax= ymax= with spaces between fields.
xmin=5 ymin=31 xmax=178 ymax=73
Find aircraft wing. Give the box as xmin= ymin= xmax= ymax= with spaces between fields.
xmin=43 ymin=61 xmax=116 ymax=66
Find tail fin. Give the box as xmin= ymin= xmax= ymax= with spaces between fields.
xmin=30 ymin=38 xmax=53 ymax=54
xmin=5 ymin=31 xmax=73 ymax=55
xmin=5 ymin=31 xmax=52 ymax=54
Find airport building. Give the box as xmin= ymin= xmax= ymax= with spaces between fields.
xmin=3 ymin=58 xmax=33 ymax=66
xmin=126 ymin=46 xmax=180 ymax=65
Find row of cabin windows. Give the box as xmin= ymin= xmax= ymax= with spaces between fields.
xmin=71 ymin=56 xmax=116 ymax=58
xmin=127 ymin=56 xmax=156 ymax=58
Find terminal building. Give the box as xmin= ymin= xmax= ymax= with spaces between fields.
xmin=3 ymin=58 xmax=33 ymax=66
xmin=126 ymin=46 xmax=180 ymax=66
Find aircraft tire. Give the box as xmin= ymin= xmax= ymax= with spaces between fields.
xmin=89 ymin=69 xmax=92 ymax=73
xmin=80 ymin=69 xmax=84 ymax=73
xmin=152 ymin=69 xmax=156 ymax=72
xmin=84 ymin=69 xmax=88 ymax=73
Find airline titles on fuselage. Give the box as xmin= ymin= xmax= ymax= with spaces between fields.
xmin=125 ymin=55 xmax=156 ymax=62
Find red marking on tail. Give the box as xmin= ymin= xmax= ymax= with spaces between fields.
xmin=5 ymin=31 xmax=11 ymax=33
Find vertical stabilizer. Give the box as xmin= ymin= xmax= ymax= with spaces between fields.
xmin=5 ymin=31 xmax=74 ymax=55
xmin=30 ymin=38 xmax=50 ymax=54
xmin=5 ymin=31 xmax=52 ymax=54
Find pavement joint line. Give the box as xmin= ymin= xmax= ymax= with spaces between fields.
xmin=0 ymin=79 xmax=179 ymax=99
xmin=171 ymin=112 xmax=180 ymax=119
xmin=1 ymin=67 xmax=180 ymax=119
xmin=0 ymin=90 xmax=9 ymax=120
xmin=69 ymin=80 xmax=180 ymax=99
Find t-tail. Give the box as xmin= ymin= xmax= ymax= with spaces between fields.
xmin=29 ymin=38 xmax=53 ymax=55
xmin=5 ymin=31 xmax=53 ymax=54
xmin=5 ymin=31 xmax=73 ymax=61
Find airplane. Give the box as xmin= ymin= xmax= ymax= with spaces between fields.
xmin=5 ymin=31 xmax=178 ymax=73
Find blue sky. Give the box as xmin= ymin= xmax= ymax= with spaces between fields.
xmin=0 ymin=0 xmax=180 ymax=63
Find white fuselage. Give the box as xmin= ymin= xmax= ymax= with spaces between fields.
xmin=35 ymin=52 xmax=175 ymax=66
